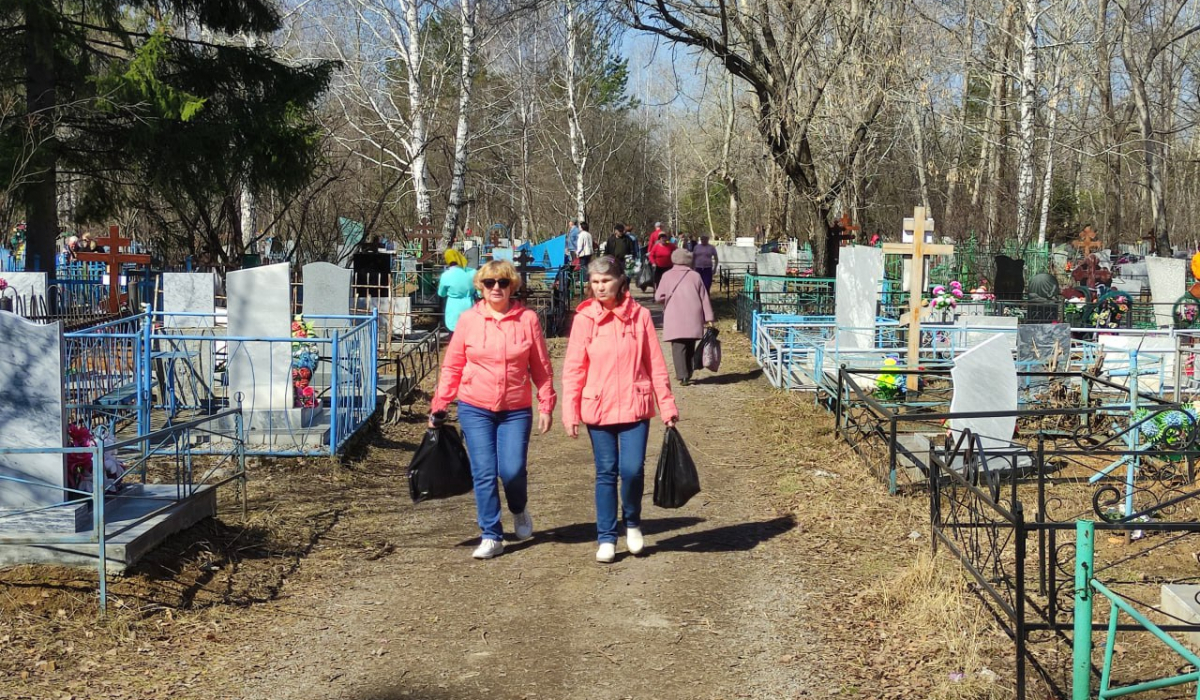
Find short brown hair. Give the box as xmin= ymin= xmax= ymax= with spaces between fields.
xmin=474 ymin=260 xmax=522 ymax=294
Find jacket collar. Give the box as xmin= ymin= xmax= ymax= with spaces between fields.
xmin=471 ymin=299 xmax=526 ymax=321
xmin=577 ymin=294 xmax=637 ymax=323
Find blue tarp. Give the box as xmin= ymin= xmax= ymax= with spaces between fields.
xmin=521 ymin=234 xmax=566 ymax=269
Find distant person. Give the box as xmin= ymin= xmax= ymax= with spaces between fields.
xmin=562 ymin=256 xmax=678 ymax=563
xmin=605 ymin=223 xmax=632 ymax=271
xmin=624 ymin=226 xmax=641 ymax=261
xmin=685 ymin=237 xmax=696 ymax=253
xmin=648 ymin=234 xmax=677 ymax=290
xmin=692 ymin=235 xmax=718 ymax=292
xmin=656 ymin=248 xmax=715 ymax=386
xmin=430 ymin=260 xmax=556 ymax=560
xmin=649 ymin=222 xmax=664 ymax=250
xmin=437 ymin=249 xmax=477 ymax=333
xmin=575 ymin=221 xmax=594 ymax=269
xmin=565 ymin=220 xmax=580 ymax=265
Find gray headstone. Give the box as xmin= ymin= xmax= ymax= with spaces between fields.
xmin=958 ymin=315 xmax=1019 ymax=351
xmin=1 ymin=272 xmax=48 ymax=314
xmin=1146 ymin=257 xmax=1187 ymax=329
xmin=162 ymin=273 xmax=216 ymax=328
xmin=950 ymin=335 xmax=1017 ymax=451
xmin=756 ymin=253 xmax=788 ymax=294
xmin=0 ymin=313 xmax=67 ymax=508
xmin=716 ymin=245 xmax=756 ymax=267
xmin=1017 ymin=324 xmax=1072 ymax=370
xmin=464 ymin=247 xmax=480 ymax=270
xmin=834 ymin=246 xmax=884 ymax=351
xmin=226 ymin=263 xmax=292 ymax=417
xmin=302 ymin=262 xmax=352 ymax=319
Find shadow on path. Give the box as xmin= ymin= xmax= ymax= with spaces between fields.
xmin=650 ymin=515 xmax=796 ymax=554
xmin=691 ymin=369 xmax=763 ymax=386
xmin=536 ymin=515 xmax=705 ymax=544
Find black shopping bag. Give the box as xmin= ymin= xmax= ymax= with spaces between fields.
xmin=408 ymin=425 xmax=474 ymax=503
xmin=635 ymin=257 xmax=654 ymax=291
xmin=653 ymin=427 xmax=701 ymax=508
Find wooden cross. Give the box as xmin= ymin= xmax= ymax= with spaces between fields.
xmin=75 ymin=225 xmax=151 ymax=314
xmin=836 ymin=212 xmax=859 ymax=246
xmin=881 ymin=207 xmax=955 ymax=391
xmin=490 ymin=228 xmax=501 ymax=248
xmin=1073 ymin=226 xmax=1104 ymax=256
xmin=413 ymin=218 xmax=437 ymax=262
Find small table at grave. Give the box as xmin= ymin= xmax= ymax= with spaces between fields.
xmin=881 ymin=206 xmax=955 ymax=391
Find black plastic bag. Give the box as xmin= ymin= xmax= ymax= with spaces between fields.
xmin=408 ymin=425 xmax=474 ymax=503
xmin=635 ymin=257 xmax=654 ymax=291
xmin=653 ymin=427 xmax=701 ymax=508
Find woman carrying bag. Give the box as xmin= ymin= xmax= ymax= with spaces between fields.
xmin=430 ymin=260 xmax=556 ymax=560
xmin=655 ymin=248 xmax=715 ymax=386
xmin=563 ymin=256 xmax=679 ymax=563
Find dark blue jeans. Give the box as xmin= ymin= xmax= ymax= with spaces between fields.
xmin=587 ymin=420 xmax=650 ymax=544
xmin=457 ymin=401 xmax=533 ymax=540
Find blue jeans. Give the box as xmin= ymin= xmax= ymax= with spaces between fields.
xmin=457 ymin=402 xmax=533 ymax=540
xmin=587 ymin=420 xmax=650 ymax=544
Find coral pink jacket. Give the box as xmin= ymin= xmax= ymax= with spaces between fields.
xmin=562 ymin=295 xmax=678 ymax=428
xmin=431 ymin=301 xmax=556 ymax=415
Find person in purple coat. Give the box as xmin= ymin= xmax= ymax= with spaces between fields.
xmin=655 ymin=248 xmax=715 ymax=385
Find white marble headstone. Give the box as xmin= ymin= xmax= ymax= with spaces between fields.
xmin=735 ymin=237 xmax=757 ymax=247
xmin=0 ymin=313 xmax=67 ymax=508
xmin=950 ymin=335 xmax=1017 ymax=451
xmin=1146 ymin=257 xmax=1187 ymax=329
xmin=958 ymin=315 xmax=1019 ymax=352
xmin=302 ymin=262 xmax=352 ymax=319
xmin=162 ymin=273 xmax=216 ymax=328
xmin=717 ymin=245 xmax=756 ymax=267
xmin=834 ymin=246 xmax=884 ymax=351
xmin=1 ymin=272 xmax=48 ymax=313
xmin=227 ymin=263 xmax=292 ymax=417
xmin=756 ymin=253 xmax=789 ymax=294
xmin=372 ymin=296 xmax=413 ymax=337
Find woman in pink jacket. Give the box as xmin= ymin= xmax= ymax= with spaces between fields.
xmin=431 ymin=260 xmax=556 ymax=560
xmin=563 ymin=256 xmax=679 ymax=563
xmin=655 ymin=247 xmax=715 ymax=386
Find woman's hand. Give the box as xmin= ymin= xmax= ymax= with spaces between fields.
xmin=664 ymin=415 xmax=679 ymax=428
xmin=566 ymin=422 xmax=580 ymax=439
xmin=537 ymin=412 xmax=552 ymax=435
xmin=428 ymin=411 xmax=447 ymax=429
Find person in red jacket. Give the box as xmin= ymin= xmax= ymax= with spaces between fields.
xmin=431 ymin=260 xmax=556 ymax=560
xmin=563 ymin=256 xmax=679 ymax=563
xmin=647 ymin=235 xmax=677 ymax=291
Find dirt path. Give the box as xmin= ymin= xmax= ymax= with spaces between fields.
xmin=221 ymin=295 xmax=814 ymax=700
xmin=0 ymin=293 xmax=1013 ymax=700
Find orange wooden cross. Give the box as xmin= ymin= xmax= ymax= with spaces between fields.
xmin=75 ymin=225 xmax=151 ymax=313
xmin=1073 ymin=226 xmax=1104 ymax=256
xmin=837 ymin=212 xmax=860 ymax=245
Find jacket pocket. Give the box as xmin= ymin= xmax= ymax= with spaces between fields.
xmin=633 ymin=385 xmax=653 ymax=418
xmin=581 ymin=390 xmax=601 ymax=424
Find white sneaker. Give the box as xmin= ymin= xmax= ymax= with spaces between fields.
xmin=626 ymin=527 xmax=644 ymax=555
xmin=596 ymin=542 xmax=616 ymax=563
xmin=513 ymin=510 xmax=534 ymax=540
xmin=472 ymin=539 xmax=504 ymax=559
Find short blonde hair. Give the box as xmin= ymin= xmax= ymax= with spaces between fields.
xmin=474 ymin=260 xmax=522 ymax=294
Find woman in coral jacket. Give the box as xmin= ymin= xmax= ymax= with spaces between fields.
xmin=562 ymin=256 xmax=679 ymax=564
xmin=430 ymin=260 xmax=556 ymax=560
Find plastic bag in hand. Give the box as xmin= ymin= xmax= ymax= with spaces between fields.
xmin=408 ymin=425 xmax=473 ymax=503
xmin=653 ymin=427 xmax=701 ymax=508
xmin=694 ymin=327 xmax=722 ymax=372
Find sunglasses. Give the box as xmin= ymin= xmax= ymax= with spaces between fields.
xmin=482 ymin=278 xmax=511 ymax=290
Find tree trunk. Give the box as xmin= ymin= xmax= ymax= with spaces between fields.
xmin=719 ymin=73 xmax=739 ymax=240
xmin=1016 ymin=0 xmax=1039 ymax=244
xmin=1120 ymin=9 xmax=1169 ymax=253
xmin=1037 ymin=57 xmax=1063 ymax=245
xmin=403 ymin=0 xmax=431 ymax=224
xmin=23 ymin=0 xmax=58 ymax=276
xmin=565 ymin=1 xmax=587 ymax=223
xmin=442 ymin=0 xmax=477 ymax=247
xmin=911 ymin=102 xmax=931 ymax=212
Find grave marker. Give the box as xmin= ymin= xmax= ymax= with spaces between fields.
xmin=162 ymin=273 xmax=216 ymax=328
xmin=1146 ymin=257 xmax=1187 ymax=328
xmin=226 ymin=263 xmax=291 ymax=419
xmin=0 ymin=271 xmax=48 ymax=314
xmin=0 ymin=313 xmax=67 ymax=508
xmin=834 ymin=246 xmax=885 ymax=351
xmin=302 ymin=262 xmax=353 ymax=319
xmin=1073 ymin=225 xmax=1104 ymax=257
xmin=950 ymin=335 xmax=1018 ymax=452
xmin=882 ymin=207 xmax=955 ymax=390
xmin=74 ymin=226 xmax=151 ymax=313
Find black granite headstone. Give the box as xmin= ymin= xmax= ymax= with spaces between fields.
xmin=352 ymin=252 xmax=392 ymax=286
xmin=994 ymin=255 xmax=1025 ymax=302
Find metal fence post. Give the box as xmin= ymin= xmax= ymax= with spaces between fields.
xmin=1072 ymin=519 xmax=1095 ymax=700
xmin=95 ymin=443 xmax=107 ymax=617
xmin=329 ymin=331 xmax=340 ymax=455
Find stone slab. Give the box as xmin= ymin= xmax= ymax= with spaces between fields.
xmin=0 ymin=313 xmax=67 ymax=509
xmin=0 ymin=272 xmax=48 ymax=313
xmin=1161 ymin=585 xmax=1200 ymax=651
xmin=717 ymin=245 xmax=757 ymax=267
xmin=834 ymin=246 xmax=884 ymax=351
xmin=958 ymin=315 xmax=1019 ymax=352
xmin=950 ymin=335 xmax=1018 ymax=451
xmin=226 ymin=263 xmax=292 ymax=418
xmin=1147 ymin=257 xmax=1187 ymax=329
xmin=303 ymin=262 xmax=352 ymax=320
xmin=0 ymin=484 xmax=217 ymax=574
xmin=162 ymin=272 xmax=216 ymax=328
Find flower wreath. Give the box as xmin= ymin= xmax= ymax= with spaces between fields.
xmin=1174 ymin=295 xmax=1200 ymax=329
xmin=291 ymin=316 xmax=319 ymax=408
xmin=1088 ymin=290 xmax=1132 ymax=329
